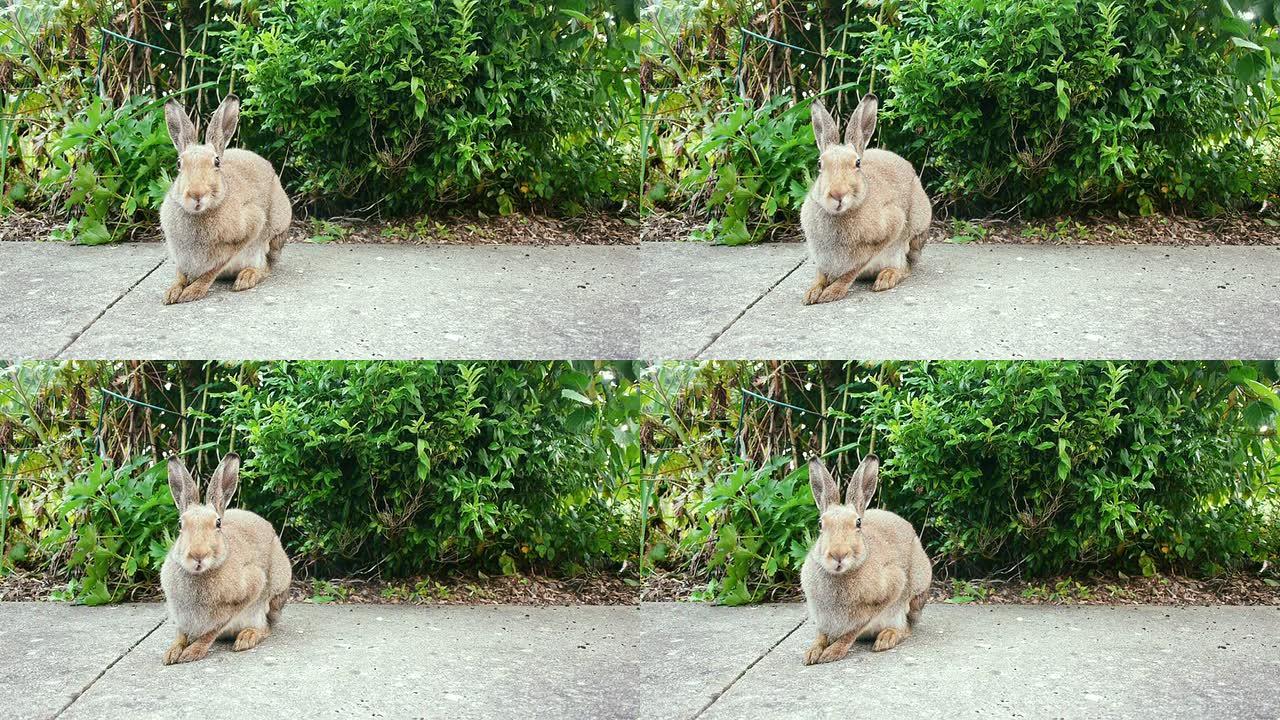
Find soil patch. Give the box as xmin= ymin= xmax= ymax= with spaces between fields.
xmin=644 ymin=210 xmax=1280 ymax=246
xmin=640 ymin=570 xmax=1280 ymax=606
xmin=0 ymin=210 xmax=638 ymax=246
xmin=0 ymin=570 xmax=639 ymax=606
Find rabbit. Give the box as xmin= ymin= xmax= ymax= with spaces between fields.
xmin=800 ymin=454 xmax=932 ymax=665
xmin=160 ymin=95 xmax=291 ymax=304
xmin=800 ymin=94 xmax=932 ymax=305
xmin=160 ymin=453 xmax=292 ymax=665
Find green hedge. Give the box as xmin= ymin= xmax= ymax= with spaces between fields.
xmin=871 ymin=0 xmax=1276 ymax=215
xmin=663 ymin=362 xmax=1280 ymax=603
xmin=2 ymin=361 xmax=639 ymax=604
xmin=647 ymin=1 xmax=1279 ymax=243
xmin=4 ymin=1 xmax=637 ymax=245
xmin=864 ymin=362 xmax=1278 ymax=575
xmin=225 ymin=0 xmax=634 ymax=214
xmin=222 ymin=361 xmax=633 ymax=576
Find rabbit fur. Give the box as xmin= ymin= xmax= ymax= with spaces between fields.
xmin=800 ymin=94 xmax=931 ymax=305
xmin=160 ymin=95 xmax=291 ymax=304
xmin=800 ymin=454 xmax=932 ymax=665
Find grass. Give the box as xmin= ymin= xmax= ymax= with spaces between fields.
xmin=945 ymin=579 xmax=993 ymax=604
xmin=305 ymin=219 xmax=351 ymax=244
xmin=945 ymin=219 xmax=990 ymax=244
xmin=306 ymin=579 xmax=355 ymax=604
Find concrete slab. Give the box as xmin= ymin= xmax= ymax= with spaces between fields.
xmin=697 ymin=604 xmax=1280 ymax=720
xmin=0 ymin=243 xmax=164 ymax=359
xmin=0 ymin=602 xmax=164 ymax=720
xmin=58 ymin=603 xmax=640 ymax=720
xmin=701 ymin=244 xmax=1280 ymax=359
xmin=5 ymin=241 xmax=1280 ymax=359
xmin=58 ymin=244 xmax=643 ymax=359
xmin=638 ymin=603 xmax=805 ymax=720
xmin=637 ymin=244 xmax=803 ymax=358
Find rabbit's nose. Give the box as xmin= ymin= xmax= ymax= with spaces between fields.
xmin=828 ymin=550 xmax=850 ymax=565
xmin=827 ymin=190 xmax=846 ymax=205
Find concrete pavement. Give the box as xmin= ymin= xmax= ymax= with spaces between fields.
xmin=3 ymin=241 xmax=1279 ymax=359
xmin=645 ymin=243 xmax=1280 ymax=359
xmin=639 ymin=603 xmax=1280 ymax=720
xmin=3 ymin=601 xmax=1277 ymax=719
xmin=0 ymin=243 xmax=642 ymax=359
xmin=2 ymin=602 xmax=639 ymax=720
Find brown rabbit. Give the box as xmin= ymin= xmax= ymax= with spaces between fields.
xmin=800 ymin=455 xmax=932 ymax=665
xmin=160 ymin=454 xmax=292 ymax=665
xmin=800 ymin=94 xmax=932 ymax=304
xmin=160 ymin=96 xmax=291 ymax=304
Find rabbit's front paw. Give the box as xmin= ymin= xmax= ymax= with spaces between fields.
xmin=815 ymin=284 xmax=849 ymax=304
xmin=803 ymin=644 xmax=826 ymax=665
xmin=163 ymin=282 xmax=187 ymax=305
xmin=232 ymin=267 xmax=265 ymax=292
xmin=873 ymin=627 xmax=905 ymax=652
xmin=803 ymin=282 xmax=827 ymax=305
xmin=816 ymin=642 xmax=849 ymax=664
xmin=175 ymin=643 xmax=209 ymax=664
xmin=162 ymin=639 xmax=187 ymax=665
xmin=175 ymin=283 xmax=210 ymax=304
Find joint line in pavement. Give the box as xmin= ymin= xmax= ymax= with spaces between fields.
xmin=52 ymin=616 xmax=166 ymax=718
xmin=689 ymin=617 xmax=807 ymax=719
xmin=55 ymin=257 xmax=165 ymax=359
xmin=694 ymin=257 xmax=806 ymax=358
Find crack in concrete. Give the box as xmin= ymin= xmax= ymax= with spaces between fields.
xmin=55 ymin=257 xmax=165 ymax=359
xmin=693 ymin=257 xmax=806 ymax=359
xmin=52 ymin=616 xmax=166 ymax=719
xmin=688 ymin=617 xmax=806 ymax=720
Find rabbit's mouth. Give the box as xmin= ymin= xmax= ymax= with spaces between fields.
xmin=183 ymin=197 xmax=216 ymax=215
xmin=183 ymin=555 xmax=217 ymax=574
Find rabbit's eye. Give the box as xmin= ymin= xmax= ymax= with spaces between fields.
xmin=214 ymin=156 xmax=221 ymax=169
xmin=215 ymin=517 xmax=222 ymax=530
xmin=855 ymin=157 xmax=862 ymax=169
xmin=855 ymin=517 xmax=863 ymax=528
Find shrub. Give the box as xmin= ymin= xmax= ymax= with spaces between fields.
xmin=3 ymin=361 xmax=641 ymax=602
xmin=224 ymin=0 xmax=633 ymax=214
xmin=679 ymin=95 xmax=816 ymax=244
xmin=681 ymin=456 xmax=816 ymax=605
xmin=870 ymin=0 xmax=1278 ymax=215
xmin=645 ymin=1 xmax=1279 ymax=241
xmin=43 ymin=456 xmax=176 ymax=605
xmin=660 ymin=361 xmax=1280 ymax=603
xmin=863 ymin=361 xmax=1280 ymax=577
xmin=41 ymin=95 xmax=175 ymax=244
xmin=222 ymin=361 xmax=634 ymax=576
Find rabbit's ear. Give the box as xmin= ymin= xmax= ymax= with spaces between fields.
xmin=165 ymin=102 xmax=196 ymax=154
xmin=845 ymin=93 xmax=878 ymax=154
xmin=167 ymin=457 xmax=199 ymax=512
xmin=205 ymin=95 xmax=241 ymax=155
xmin=847 ymin=454 xmax=880 ymax=514
xmin=809 ymin=457 xmax=839 ymax=511
xmin=811 ymin=99 xmax=839 ymax=153
xmin=205 ymin=453 xmax=241 ymax=515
